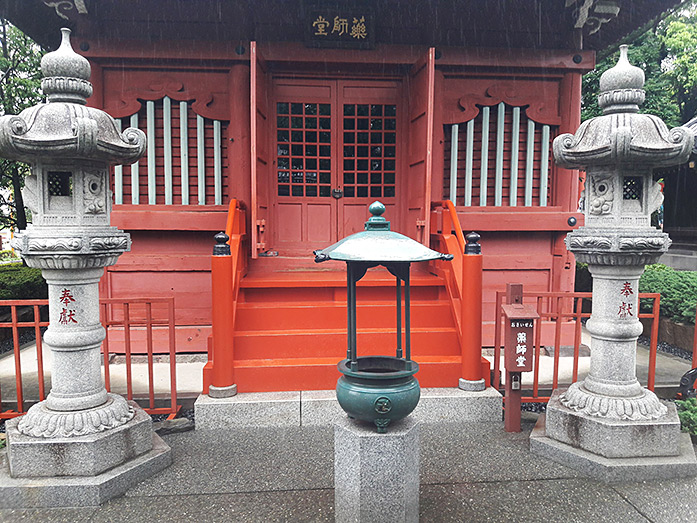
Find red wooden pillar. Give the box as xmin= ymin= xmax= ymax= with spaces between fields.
xmin=459 ymin=232 xmax=485 ymax=391
xmin=208 ymin=232 xmax=237 ymax=397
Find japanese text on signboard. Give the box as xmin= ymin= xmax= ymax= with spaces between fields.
xmin=307 ymin=11 xmax=374 ymax=49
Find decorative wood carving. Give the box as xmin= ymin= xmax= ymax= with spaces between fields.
xmin=104 ymin=76 xmax=229 ymax=121
xmin=42 ymin=0 xmax=88 ymax=21
xmin=456 ymin=82 xmax=561 ymax=126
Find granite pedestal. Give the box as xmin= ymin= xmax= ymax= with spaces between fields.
xmin=0 ymin=403 xmax=172 ymax=508
xmin=334 ymin=416 xmax=419 ymax=523
xmin=543 ymin=390 xmax=680 ymax=459
xmin=6 ymin=402 xmax=154 ymax=477
xmin=195 ymin=387 xmax=502 ymax=429
xmin=530 ymin=412 xmax=697 ymax=483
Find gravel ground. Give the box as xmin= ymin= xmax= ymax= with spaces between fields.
xmin=0 ymin=328 xmax=46 ymax=357
xmin=639 ymin=334 xmax=694 ymax=362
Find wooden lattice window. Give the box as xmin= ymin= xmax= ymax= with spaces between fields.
xmin=443 ymin=102 xmax=557 ymax=207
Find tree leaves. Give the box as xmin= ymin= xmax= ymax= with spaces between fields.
xmin=0 ymin=20 xmax=44 ymax=231
xmin=582 ymin=1 xmax=697 ymax=127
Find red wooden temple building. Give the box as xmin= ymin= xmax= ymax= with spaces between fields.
xmin=1 ymin=0 xmax=680 ymax=392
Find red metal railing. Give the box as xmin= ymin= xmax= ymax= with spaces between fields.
xmin=0 ymin=297 xmax=181 ymax=420
xmin=492 ymin=291 xmax=661 ymax=402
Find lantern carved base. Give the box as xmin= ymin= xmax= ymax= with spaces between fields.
xmin=0 ymin=404 xmax=172 ymax=508
xmin=531 ymin=391 xmax=697 ymax=482
xmin=560 ymin=381 xmax=666 ymax=421
xmin=17 ymin=393 xmax=134 ymax=438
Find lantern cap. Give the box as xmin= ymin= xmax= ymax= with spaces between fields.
xmin=314 ymin=201 xmax=453 ymax=263
xmin=0 ymin=28 xmax=146 ymax=165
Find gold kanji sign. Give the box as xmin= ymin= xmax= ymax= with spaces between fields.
xmin=307 ymin=10 xmax=374 ymax=49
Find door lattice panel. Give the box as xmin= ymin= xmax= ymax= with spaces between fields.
xmin=276 ymin=102 xmax=332 ymax=197
xmin=342 ymin=104 xmax=396 ymax=198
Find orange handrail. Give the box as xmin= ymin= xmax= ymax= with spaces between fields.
xmin=431 ymin=201 xmax=486 ymax=386
xmin=1 ymin=298 xmax=181 ymax=419
xmin=441 ymin=200 xmax=467 ymax=252
xmin=207 ymin=199 xmax=247 ymax=394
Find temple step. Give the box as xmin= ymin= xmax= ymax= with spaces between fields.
xmin=227 ymin=264 xmax=463 ymax=393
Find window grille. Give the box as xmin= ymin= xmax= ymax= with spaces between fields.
xmin=113 ymin=97 xmax=229 ymax=206
xmin=443 ymin=102 xmax=556 ymax=207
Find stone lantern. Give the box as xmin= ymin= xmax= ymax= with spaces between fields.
xmin=0 ymin=29 xmax=170 ymax=508
xmin=531 ymin=45 xmax=697 ymax=480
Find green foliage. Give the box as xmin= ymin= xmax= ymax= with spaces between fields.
xmin=575 ymin=262 xmax=593 ymax=293
xmin=0 ymin=20 xmax=45 ymax=231
xmin=659 ymin=2 xmax=697 ymax=123
xmin=0 ymin=262 xmax=46 ymax=300
xmin=639 ymin=264 xmax=697 ymax=324
xmin=676 ymin=398 xmax=697 ymax=435
xmin=582 ymin=29 xmax=681 ymax=126
xmin=0 ymin=249 xmax=18 ymax=261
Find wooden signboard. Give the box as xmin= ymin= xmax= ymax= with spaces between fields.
xmin=502 ymin=303 xmax=538 ymax=373
xmin=306 ymin=9 xmax=374 ymax=49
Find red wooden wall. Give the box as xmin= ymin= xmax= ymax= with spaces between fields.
xmin=84 ymin=38 xmax=592 ymax=351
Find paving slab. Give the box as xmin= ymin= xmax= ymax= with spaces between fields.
xmin=0 ymin=507 xmax=97 ymax=522
xmin=420 ymin=420 xmax=583 ymax=484
xmin=420 ymin=480 xmax=649 ymax=523
xmin=2 ymin=414 xmax=697 ymax=520
xmin=613 ymin=477 xmax=697 ymax=523
xmin=94 ymin=489 xmax=334 ymax=523
xmin=125 ymin=426 xmax=334 ymax=497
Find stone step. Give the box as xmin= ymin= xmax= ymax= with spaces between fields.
xmin=194 ymin=387 xmax=503 ymax=429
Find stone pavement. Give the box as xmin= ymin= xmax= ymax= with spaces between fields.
xmin=1 ymin=414 xmax=696 ymax=522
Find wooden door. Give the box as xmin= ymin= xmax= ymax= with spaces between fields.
xmin=271 ymin=78 xmax=402 ymax=256
xmin=406 ymin=48 xmax=436 ymax=244
xmin=336 ymin=80 xmax=401 ymax=238
xmin=250 ymin=42 xmax=271 ymax=258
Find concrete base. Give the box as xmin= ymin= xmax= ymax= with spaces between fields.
xmin=413 ymin=386 xmax=501 ymax=422
xmin=195 ymin=387 xmax=503 ymax=429
xmin=335 ymin=416 xmax=419 ymax=523
xmin=545 ymin=390 xmax=680 ymax=458
xmin=6 ymin=404 xmax=153 ymax=477
xmin=195 ymin=391 xmax=301 ymax=429
xmin=530 ymin=413 xmax=697 ymax=482
xmin=208 ymin=383 xmax=237 ymax=399
xmin=459 ymin=377 xmax=486 ymax=391
xmin=0 ymin=433 xmax=172 ymax=508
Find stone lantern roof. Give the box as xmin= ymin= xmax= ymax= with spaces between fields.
xmin=0 ymin=28 xmax=145 ymax=165
xmin=554 ymin=45 xmax=693 ymax=169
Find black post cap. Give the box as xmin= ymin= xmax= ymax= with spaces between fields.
xmin=465 ymin=231 xmax=481 ymax=254
xmin=213 ymin=232 xmax=231 ymax=256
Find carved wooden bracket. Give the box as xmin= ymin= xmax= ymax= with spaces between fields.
xmin=104 ymin=77 xmax=229 ymax=121
xmin=456 ymin=82 xmax=561 ymax=126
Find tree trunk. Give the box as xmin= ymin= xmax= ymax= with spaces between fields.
xmin=11 ymin=164 xmax=26 ymax=230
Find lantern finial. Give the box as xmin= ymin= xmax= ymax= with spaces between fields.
xmin=41 ymin=27 xmax=93 ymax=104
xmin=598 ymin=44 xmax=645 ymax=114
xmin=365 ymin=201 xmax=390 ymax=231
